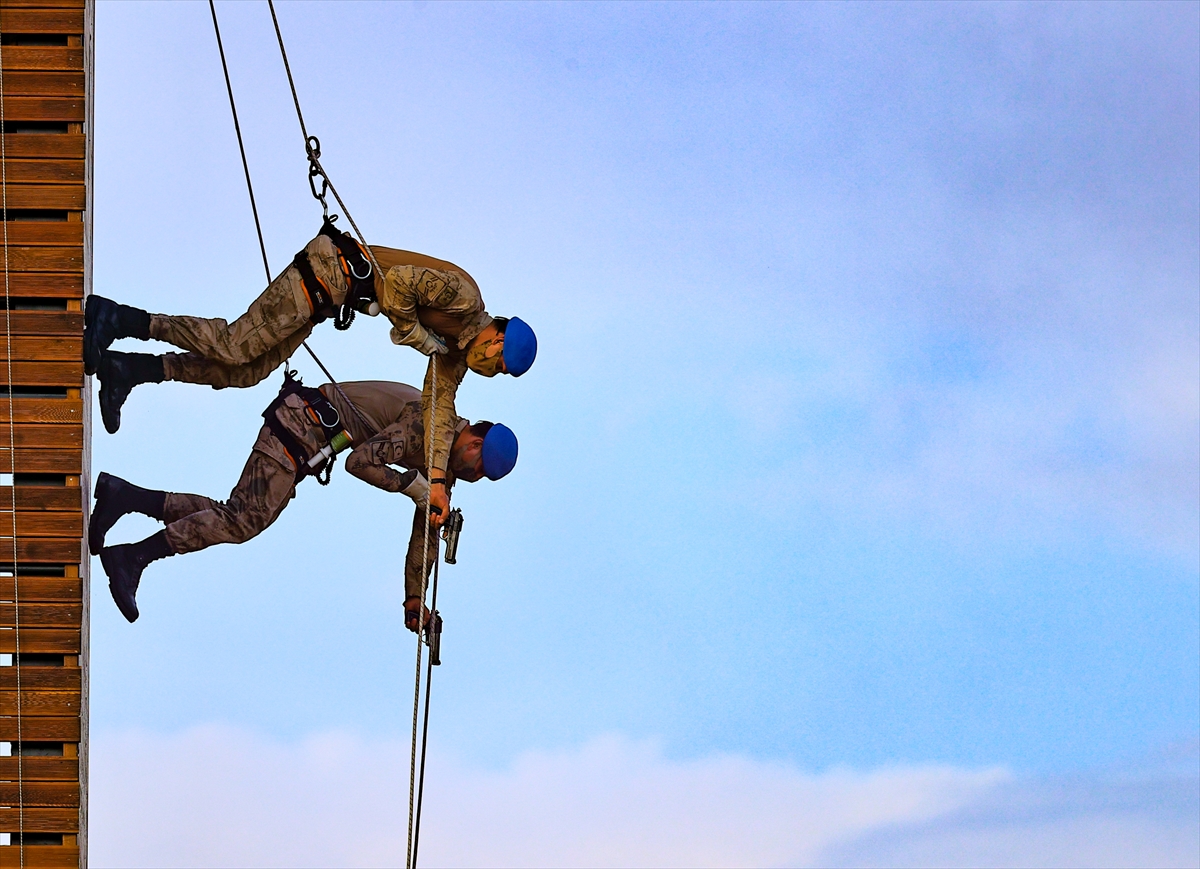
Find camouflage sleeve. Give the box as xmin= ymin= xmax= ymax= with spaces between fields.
xmin=344 ymin=423 xmax=415 ymax=492
xmin=421 ymin=350 xmax=467 ymax=477
xmin=404 ymin=503 xmax=438 ymax=600
xmin=381 ymin=265 xmax=481 ymax=348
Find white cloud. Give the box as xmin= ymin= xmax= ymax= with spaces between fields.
xmin=88 ymin=725 xmax=1004 ymax=868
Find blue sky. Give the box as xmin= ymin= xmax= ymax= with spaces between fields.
xmin=85 ymin=2 xmax=1198 ymax=866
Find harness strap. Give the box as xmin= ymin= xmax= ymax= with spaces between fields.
xmin=292 ymin=249 xmax=336 ymax=324
xmin=261 ymin=369 xmax=350 ymax=481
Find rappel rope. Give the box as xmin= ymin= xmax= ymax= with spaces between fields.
xmin=217 ymin=4 xmax=445 ymax=865
xmin=208 ymin=0 xmax=374 ymax=441
xmin=411 ymin=534 xmax=441 ymax=865
xmin=0 ymin=29 xmax=28 ymax=869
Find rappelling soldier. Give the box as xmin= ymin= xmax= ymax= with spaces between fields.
xmin=89 ymin=376 xmax=519 ymax=625
xmin=84 ymin=221 xmax=537 ymax=529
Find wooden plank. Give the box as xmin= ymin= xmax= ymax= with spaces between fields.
xmin=0 ymin=809 xmax=78 ymax=834
xmin=0 ymin=274 xmax=82 ymax=297
xmin=0 ymin=224 xmax=81 ymax=246
xmin=0 ymin=184 xmax=83 ymax=209
xmin=0 ymin=487 xmax=80 ymax=511
xmin=0 ymin=311 xmax=82 ymax=335
xmin=0 ymin=8 xmax=84 ymax=33
xmin=0 ymin=423 xmax=83 ymax=447
xmin=0 ymin=361 xmax=83 ymax=387
xmin=0 ymin=602 xmax=82 ymax=627
xmin=0 ymin=399 xmax=80 ymax=424
xmin=0 ymin=629 xmax=79 ymax=654
xmin=0 ymin=689 xmax=79 ymax=716
xmin=0 ymin=97 xmax=83 ymax=122
xmin=0 ymin=667 xmax=78 ymax=690
xmin=0 ymin=540 xmax=79 ymax=563
xmin=0 ymin=513 xmax=82 ymax=537
xmin=0 ymin=159 xmax=83 ymax=184
xmin=0 ymin=336 xmax=81 ymax=360
xmin=0 ymin=0 xmax=85 ymax=7
xmin=0 ymin=846 xmax=81 ymax=869
xmin=0 ymin=246 xmax=83 ymax=271
xmin=0 ymin=716 xmax=77 ymax=740
xmin=0 ymin=134 xmax=83 ymax=159
xmin=0 ymin=450 xmax=81 ymax=474
xmin=0 ymin=756 xmax=78 ymax=781
xmin=0 ymin=578 xmax=80 ymax=603
xmin=0 ymin=782 xmax=78 ymax=807
xmin=0 ymin=47 xmax=82 ymax=73
xmin=0 ymin=72 xmax=81 ymax=97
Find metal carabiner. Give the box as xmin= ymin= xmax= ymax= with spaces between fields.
xmin=313 ymin=402 xmax=341 ymax=430
xmin=348 ymin=256 xmax=372 ymax=281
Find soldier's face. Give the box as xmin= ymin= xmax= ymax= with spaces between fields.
xmin=450 ymin=435 xmax=486 ymax=482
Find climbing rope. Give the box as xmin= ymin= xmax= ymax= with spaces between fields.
xmin=220 ymin=5 xmax=448 ymax=864
xmin=0 ymin=27 xmax=28 ymax=869
xmin=411 ymin=534 xmax=442 ymax=865
xmin=207 ymin=0 xmax=375 ymax=441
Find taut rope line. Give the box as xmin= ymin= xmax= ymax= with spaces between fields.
xmin=0 ymin=28 xmax=28 ymax=869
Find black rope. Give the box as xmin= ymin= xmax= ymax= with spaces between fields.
xmin=207 ymin=0 xmax=376 ymax=438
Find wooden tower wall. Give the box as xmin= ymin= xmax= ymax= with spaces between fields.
xmin=0 ymin=0 xmax=91 ymax=866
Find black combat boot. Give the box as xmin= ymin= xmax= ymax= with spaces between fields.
xmin=88 ymin=471 xmax=167 ymax=555
xmin=97 ymin=350 xmax=164 ymax=434
xmin=83 ymin=295 xmax=151 ymax=375
xmin=100 ymin=530 xmax=174 ymax=623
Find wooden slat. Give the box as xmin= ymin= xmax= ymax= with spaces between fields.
xmin=0 ymin=809 xmax=78 ymax=834
xmin=0 ymin=449 xmax=81 ymax=473
xmin=0 ymin=667 xmax=78 ymax=690
xmin=0 ymin=8 xmax=84 ymax=33
xmin=0 ymin=781 xmax=77 ymax=808
xmin=0 ymin=578 xmax=80 ymax=602
xmin=0 ymin=689 xmax=79 ymax=716
xmin=0 ymin=540 xmax=79 ymax=563
xmin=0 ymin=487 xmax=80 ymax=511
xmin=0 ymin=46 xmax=82 ymax=73
xmin=0 ymin=756 xmax=78 ymax=781
xmin=0 ymin=311 xmax=82 ymax=335
xmin=0 ymin=361 xmax=83 ymax=386
xmin=0 ymin=97 xmax=83 ymax=122
xmin=0 ymin=846 xmax=81 ymax=869
xmin=0 ymin=399 xmax=81 ymax=424
xmin=0 ymin=710 xmax=76 ymax=739
xmin=0 ymin=134 xmax=84 ymax=159
xmin=0 ymin=423 xmax=83 ymax=446
xmin=0 ymin=72 xmax=81 ymax=97
xmin=0 ymin=0 xmax=85 ymax=7
xmin=0 ymin=159 xmax=83 ymax=184
xmin=0 ymin=629 xmax=79 ymax=654
xmin=0 ymin=513 xmax=82 ymax=537
xmin=0 ymin=184 xmax=83 ymax=209
xmin=0 ymin=336 xmax=80 ymax=360
xmin=0 ymin=246 xmax=83 ymax=271
xmin=0 ymin=224 xmax=81 ymax=246
xmin=0 ymin=274 xmax=82 ymax=298
xmin=0 ymin=716 xmax=77 ymax=741
xmin=0 ymin=602 xmax=82 ymax=627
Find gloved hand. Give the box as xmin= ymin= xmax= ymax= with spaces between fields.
xmin=397 ymin=469 xmax=430 ymax=504
xmin=415 ymin=329 xmax=448 ymax=356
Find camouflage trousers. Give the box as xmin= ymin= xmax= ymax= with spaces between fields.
xmin=162 ymin=425 xmax=300 ymax=555
xmin=153 ymin=234 xmax=348 ymax=390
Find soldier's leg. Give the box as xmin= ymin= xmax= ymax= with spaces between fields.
xmin=148 ymin=235 xmax=345 ymax=365
xmin=162 ymin=433 xmax=299 ymax=555
xmin=161 ymin=324 xmax=312 ymax=389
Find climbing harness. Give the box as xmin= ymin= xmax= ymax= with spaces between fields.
xmin=291 ymin=217 xmax=380 ymax=331
xmin=260 ymin=369 xmax=353 ymax=486
xmin=0 ymin=27 xmax=28 ymax=869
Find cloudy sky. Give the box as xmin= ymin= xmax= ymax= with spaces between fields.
xmin=86 ymin=2 xmax=1198 ymax=866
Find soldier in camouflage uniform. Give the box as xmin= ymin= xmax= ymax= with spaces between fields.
xmin=83 ymin=231 xmax=537 ymax=442
xmin=89 ymin=379 xmax=518 ymax=624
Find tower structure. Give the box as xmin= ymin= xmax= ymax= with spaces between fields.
xmin=0 ymin=0 xmax=92 ymax=866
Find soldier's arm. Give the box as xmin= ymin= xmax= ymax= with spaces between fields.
xmin=404 ymin=503 xmax=438 ymax=600
xmin=344 ymin=423 xmax=417 ymax=493
xmin=382 ymin=265 xmax=463 ymax=353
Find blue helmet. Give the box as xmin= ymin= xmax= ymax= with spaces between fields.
xmin=481 ymin=423 xmax=518 ymax=480
xmin=502 ymin=317 xmax=537 ymax=377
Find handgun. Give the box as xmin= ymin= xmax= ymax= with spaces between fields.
xmin=424 ymin=611 xmax=443 ymax=666
xmin=442 ymin=507 xmax=464 ymax=564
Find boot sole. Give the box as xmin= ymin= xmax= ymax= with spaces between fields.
xmin=88 ymin=471 xmax=116 ymax=555
xmin=99 ymin=547 xmax=139 ymax=623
